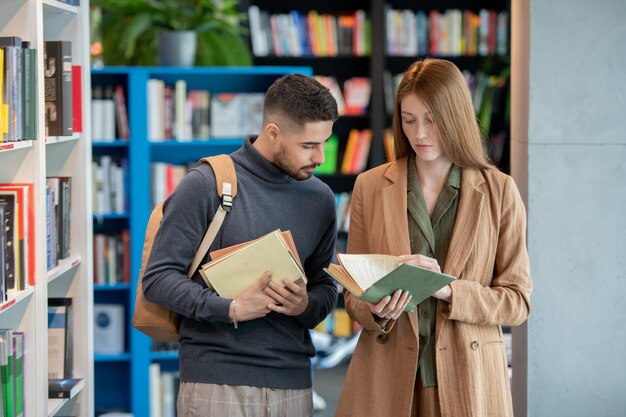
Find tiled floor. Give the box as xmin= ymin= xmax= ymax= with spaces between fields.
xmin=313 ymin=362 xmax=350 ymax=417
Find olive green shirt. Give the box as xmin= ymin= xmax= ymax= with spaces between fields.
xmin=407 ymin=154 xmax=460 ymax=387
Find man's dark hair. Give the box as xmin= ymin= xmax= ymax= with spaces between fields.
xmin=263 ymin=73 xmax=339 ymax=130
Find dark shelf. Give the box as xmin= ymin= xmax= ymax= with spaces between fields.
xmin=253 ymin=55 xmax=371 ymax=78
xmin=316 ymin=174 xmax=357 ymax=193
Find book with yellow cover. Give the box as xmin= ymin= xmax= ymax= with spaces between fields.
xmin=199 ymin=229 xmax=306 ymax=299
xmin=325 ymin=253 xmax=455 ymax=312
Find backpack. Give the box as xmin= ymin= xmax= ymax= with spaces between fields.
xmin=131 ymin=154 xmax=237 ymax=342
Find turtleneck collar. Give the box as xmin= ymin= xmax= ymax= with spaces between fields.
xmin=231 ymin=136 xmax=293 ymax=184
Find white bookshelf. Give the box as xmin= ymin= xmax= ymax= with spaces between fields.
xmin=0 ymin=1 xmax=93 ymax=417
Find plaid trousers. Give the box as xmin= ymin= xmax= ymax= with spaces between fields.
xmin=177 ymin=382 xmax=313 ymax=417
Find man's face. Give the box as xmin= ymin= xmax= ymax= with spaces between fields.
xmin=273 ymin=120 xmax=334 ymax=180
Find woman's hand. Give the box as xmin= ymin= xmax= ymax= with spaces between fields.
xmin=399 ymin=254 xmax=441 ymax=272
xmin=366 ymin=289 xmax=412 ymax=321
xmin=399 ymin=254 xmax=452 ymax=303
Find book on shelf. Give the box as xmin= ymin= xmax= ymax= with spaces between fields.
xmin=94 ymin=304 xmax=125 ymax=355
xmin=48 ymin=377 xmax=83 ymax=399
xmin=0 ymin=205 xmax=5 ymax=301
xmin=1 ymin=42 xmax=23 ymax=142
xmin=0 ymin=329 xmax=15 ymax=417
xmin=48 ymin=298 xmax=73 ymax=380
xmin=343 ymin=77 xmax=371 ymax=116
xmin=341 ymin=129 xmax=371 ymax=174
xmin=12 ymin=331 xmax=24 ymax=417
xmin=0 ymin=192 xmax=17 ymax=299
xmin=44 ymin=40 xmax=72 ymax=137
xmin=210 ymin=93 xmax=242 ymax=138
xmin=91 ymin=85 xmax=116 ymax=141
xmin=46 ymin=177 xmax=71 ymax=267
xmin=0 ymin=48 xmax=4 ymax=141
xmin=199 ymin=229 xmax=305 ymax=299
xmin=315 ymin=134 xmax=338 ymax=175
xmin=113 ymin=85 xmax=130 ymax=140
xmin=324 ymin=253 xmax=455 ymax=312
xmin=72 ymin=65 xmax=82 ymax=133
xmin=0 ymin=183 xmax=35 ymax=290
xmin=22 ymin=44 xmax=38 ymax=141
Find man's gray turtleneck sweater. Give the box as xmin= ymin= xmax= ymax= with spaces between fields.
xmin=143 ymin=136 xmax=338 ymax=389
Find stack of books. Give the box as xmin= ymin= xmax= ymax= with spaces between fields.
xmin=199 ymin=229 xmax=305 ymax=299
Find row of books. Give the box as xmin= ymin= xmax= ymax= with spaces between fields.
xmin=0 ymin=329 xmax=25 ymax=417
xmin=147 ymin=79 xmax=264 ymax=141
xmin=46 ymin=177 xmax=72 ymax=271
xmin=385 ymin=8 xmax=508 ymax=57
xmin=248 ymin=7 xmax=371 ymax=57
xmin=92 ymin=156 xmax=128 ymax=214
xmin=91 ymin=85 xmax=129 ymax=142
xmin=314 ymin=76 xmax=371 ymax=117
xmin=341 ymin=128 xmax=372 ymax=175
xmin=311 ymin=129 xmax=372 ymax=177
xmin=384 ymin=67 xmax=509 ymax=121
xmin=149 ymin=363 xmax=178 ymax=417
xmin=150 ymin=162 xmax=194 ymax=208
xmin=48 ymin=298 xmax=84 ymax=399
xmin=93 ymin=231 xmax=130 ymax=285
xmin=0 ymin=36 xmax=37 ymax=143
xmin=0 ymin=183 xmax=34 ymax=303
xmin=314 ymin=307 xmax=359 ymax=338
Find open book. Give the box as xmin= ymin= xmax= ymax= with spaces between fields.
xmin=324 ymin=254 xmax=455 ymax=312
xmin=199 ymin=229 xmax=305 ymax=299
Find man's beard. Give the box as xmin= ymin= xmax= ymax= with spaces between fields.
xmin=275 ymin=145 xmax=318 ymax=180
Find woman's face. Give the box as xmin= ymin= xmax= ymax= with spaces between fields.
xmin=400 ymin=93 xmax=448 ymax=164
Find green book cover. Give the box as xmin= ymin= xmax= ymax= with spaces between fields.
xmin=13 ymin=332 xmax=24 ymax=417
xmin=325 ymin=254 xmax=455 ymax=312
xmin=0 ymin=330 xmax=15 ymax=417
xmin=315 ymin=134 xmax=338 ymax=175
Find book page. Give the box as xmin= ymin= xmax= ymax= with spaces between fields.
xmin=337 ymin=254 xmax=402 ymax=289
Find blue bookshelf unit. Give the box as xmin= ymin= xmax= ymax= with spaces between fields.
xmin=90 ymin=66 xmax=313 ymax=417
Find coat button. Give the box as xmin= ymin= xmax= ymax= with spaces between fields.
xmin=376 ymin=334 xmax=389 ymax=344
xmin=471 ymin=340 xmax=480 ymax=350
xmin=420 ymin=309 xmax=429 ymax=318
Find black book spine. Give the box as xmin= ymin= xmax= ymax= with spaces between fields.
xmin=44 ymin=41 xmax=72 ymax=136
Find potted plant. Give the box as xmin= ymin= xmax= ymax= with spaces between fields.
xmin=91 ymin=0 xmax=252 ymax=66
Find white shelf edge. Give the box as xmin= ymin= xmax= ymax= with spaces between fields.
xmin=47 ymin=255 xmax=82 ymax=284
xmin=45 ymin=134 xmax=81 ymax=146
xmin=0 ymin=287 xmax=35 ymax=314
xmin=0 ymin=141 xmax=33 ymax=154
xmin=42 ymin=0 xmax=78 ymax=15
xmin=47 ymin=378 xmax=86 ymax=417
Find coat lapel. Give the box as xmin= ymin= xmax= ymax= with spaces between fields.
xmin=379 ymin=158 xmax=419 ymax=337
xmin=443 ymin=168 xmax=485 ymax=278
xmin=380 ymin=159 xmax=410 ymax=256
xmin=436 ymin=169 xmax=485 ymax=344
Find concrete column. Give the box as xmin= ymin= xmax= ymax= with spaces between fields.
xmin=511 ymin=1 xmax=626 ymax=416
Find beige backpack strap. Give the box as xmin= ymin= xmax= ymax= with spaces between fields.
xmin=188 ymin=155 xmax=237 ymax=276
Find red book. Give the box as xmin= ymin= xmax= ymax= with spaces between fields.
xmin=0 ymin=183 xmax=35 ymax=287
xmin=71 ymin=65 xmax=82 ymax=133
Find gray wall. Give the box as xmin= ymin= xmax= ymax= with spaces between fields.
xmin=512 ymin=0 xmax=626 ymax=416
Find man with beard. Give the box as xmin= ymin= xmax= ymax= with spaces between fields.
xmin=142 ymin=73 xmax=339 ymax=417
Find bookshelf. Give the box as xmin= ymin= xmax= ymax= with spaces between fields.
xmin=90 ymin=66 xmax=313 ymax=417
xmin=1 ymin=1 xmax=93 ymax=417
xmin=242 ymin=0 xmax=511 ymax=174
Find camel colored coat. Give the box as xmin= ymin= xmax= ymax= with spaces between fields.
xmin=335 ymin=157 xmax=532 ymax=417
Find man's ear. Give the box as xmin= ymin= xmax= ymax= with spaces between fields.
xmin=266 ymin=122 xmax=280 ymax=141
